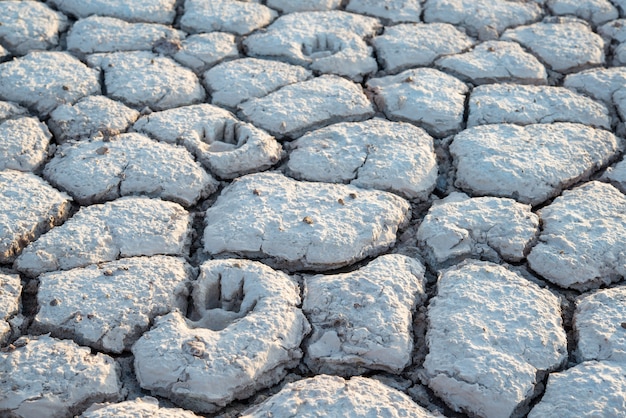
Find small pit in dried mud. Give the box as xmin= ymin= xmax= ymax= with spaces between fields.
xmin=187 ymin=272 xmax=256 ymax=332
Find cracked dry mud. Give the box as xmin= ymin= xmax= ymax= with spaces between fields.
xmin=1 ymin=1 xmax=626 ymax=417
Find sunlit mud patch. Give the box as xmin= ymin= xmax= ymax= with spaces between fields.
xmin=132 ymin=259 xmax=310 ymax=413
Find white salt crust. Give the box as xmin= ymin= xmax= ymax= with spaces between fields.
xmin=134 ymin=104 xmax=283 ymax=179
xmin=424 ymin=260 xmax=567 ymax=418
xmin=33 ymin=256 xmax=194 ymax=353
xmin=303 ymin=254 xmax=427 ymax=375
xmin=286 ymin=118 xmax=438 ymax=200
xmin=43 ymin=133 xmax=217 ymax=207
xmin=0 ymin=170 xmax=72 ymax=263
xmin=15 ymin=196 xmax=192 ymax=277
xmin=132 ymin=259 xmax=310 ymax=413
xmin=203 ymin=172 xmax=411 ymax=272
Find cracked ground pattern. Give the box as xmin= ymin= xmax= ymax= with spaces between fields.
xmin=1 ymin=1 xmax=626 ymax=417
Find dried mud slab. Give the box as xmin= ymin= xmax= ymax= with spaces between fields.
xmin=81 ymin=397 xmax=200 ymax=418
xmin=468 ymin=84 xmax=610 ymax=128
xmin=172 ymin=33 xmax=239 ymax=73
xmin=205 ymin=58 xmax=312 ymax=109
xmin=527 ymin=361 xmax=626 ymax=417
xmin=238 ymin=75 xmax=375 ymax=139
xmin=423 ymin=0 xmax=543 ymax=40
xmin=548 ymin=0 xmax=618 ymax=26
xmin=267 ymin=0 xmax=342 ymax=13
xmin=366 ymin=68 xmax=468 ymax=137
xmin=44 ymin=133 xmax=217 ymax=207
xmin=0 ymin=273 xmax=21 ymax=345
xmin=132 ymin=259 xmax=310 ymax=413
xmin=0 ymin=1 xmax=68 ymax=56
xmin=47 ymin=0 xmax=177 ymax=24
xmin=0 ymin=117 xmax=52 ymax=172
xmin=15 ymin=196 xmax=192 ymax=277
xmin=48 ymin=96 xmax=140 ymax=143
xmin=181 ymin=0 xmax=277 ymax=36
xmin=373 ymin=23 xmax=475 ymax=74
xmin=241 ymin=375 xmax=440 ymax=417
xmin=134 ymin=104 xmax=282 ymax=179
xmin=243 ymin=11 xmax=380 ymax=81
xmin=417 ymin=193 xmax=539 ymax=268
xmin=0 ymin=101 xmax=28 ymax=122
xmin=33 ymin=256 xmax=193 ymax=353
xmin=599 ymin=19 xmax=626 ymax=66
xmin=0 ymin=335 xmax=121 ymax=418
xmin=424 ymin=260 xmax=568 ymax=418
xmin=303 ymin=254 xmax=427 ymax=375
xmin=287 ymin=118 xmax=438 ymax=201
xmin=528 ymin=181 xmax=626 ymax=290
xmin=603 ymin=158 xmax=626 ymax=193
xmin=564 ymin=66 xmax=626 ymax=104
xmin=203 ymin=172 xmax=411 ymax=272
xmin=574 ymin=286 xmax=626 ymax=363
xmin=451 ymin=123 xmax=620 ymax=205
xmin=67 ymin=16 xmax=184 ymax=54
xmin=0 ymin=51 xmax=100 ymax=116
xmin=0 ymin=170 xmax=72 ymax=263
xmin=435 ymin=41 xmax=548 ymax=85
xmin=346 ymin=0 xmax=422 ymax=23
xmin=90 ymin=51 xmax=205 ymax=111
xmin=501 ymin=18 xmax=605 ymax=74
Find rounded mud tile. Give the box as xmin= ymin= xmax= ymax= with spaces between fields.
xmin=423 ymin=0 xmax=544 ymax=40
xmin=205 ymin=57 xmax=312 ymax=109
xmin=15 ymin=196 xmax=192 ymax=277
xmin=80 ymin=396 xmax=201 ymax=417
xmin=0 ymin=1 xmax=68 ymax=56
xmin=366 ymin=68 xmax=468 ymax=137
xmin=0 ymin=273 xmax=21 ymax=345
xmin=450 ymin=123 xmax=620 ymax=205
xmin=373 ymin=23 xmax=475 ymax=74
xmin=0 ymin=335 xmax=121 ymax=418
xmin=90 ymin=51 xmax=205 ymax=111
xmin=0 ymin=170 xmax=72 ymax=263
xmin=528 ymin=181 xmax=626 ymax=290
xmin=0 ymin=117 xmax=51 ymax=172
xmin=0 ymin=51 xmax=100 ymax=117
xmin=287 ymin=118 xmax=437 ymax=201
xmin=241 ymin=375 xmax=440 ymax=417
xmin=267 ymin=0 xmax=342 ymax=13
xmin=528 ymin=361 xmax=626 ymax=417
xmin=132 ymin=259 xmax=310 ymax=413
xmin=346 ymin=0 xmax=422 ymax=24
xmin=48 ymin=96 xmax=140 ymax=143
xmin=67 ymin=16 xmax=184 ymax=55
xmin=172 ymin=32 xmax=239 ymax=73
xmin=501 ymin=18 xmax=605 ymax=74
xmin=47 ymin=0 xmax=177 ymax=24
xmin=303 ymin=254 xmax=427 ymax=375
xmin=548 ymin=0 xmax=618 ymax=26
xmin=203 ymin=172 xmax=411 ymax=272
xmin=181 ymin=0 xmax=277 ymax=36
xmin=243 ymin=11 xmax=380 ymax=82
xmin=417 ymin=193 xmax=539 ymax=269
xmin=468 ymin=84 xmax=610 ymax=129
xmin=134 ymin=104 xmax=283 ymax=179
xmin=424 ymin=260 xmax=568 ymax=418
xmin=44 ymin=133 xmax=217 ymax=206
xmin=435 ymin=41 xmax=548 ymax=86
xmin=574 ymin=286 xmax=626 ymax=364
xmin=238 ymin=75 xmax=375 ymax=139
xmin=33 ymin=256 xmax=194 ymax=353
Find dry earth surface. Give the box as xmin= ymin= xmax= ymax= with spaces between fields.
xmin=1 ymin=0 xmax=626 ymax=417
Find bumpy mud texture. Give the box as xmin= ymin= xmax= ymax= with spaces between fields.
xmin=2 ymin=1 xmax=626 ymax=417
